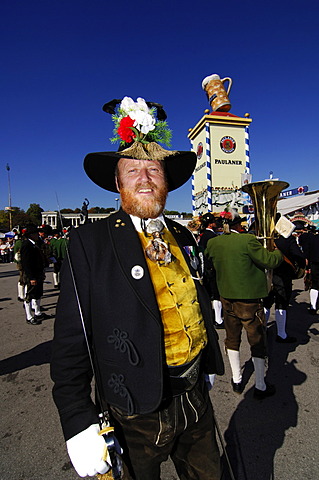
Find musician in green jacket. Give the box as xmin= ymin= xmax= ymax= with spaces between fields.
xmin=205 ymin=214 xmax=283 ymax=399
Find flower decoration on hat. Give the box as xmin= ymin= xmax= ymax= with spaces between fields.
xmin=219 ymin=210 xmax=233 ymax=221
xmin=83 ymin=96 xmax=198 ymax=193
xmin=219 ymin=208 xmax=240 ymax=234
xmin=117 ymin=116 xmax=136 ymax=143
xmin=110 ymin=96 xmax=172 ymax=147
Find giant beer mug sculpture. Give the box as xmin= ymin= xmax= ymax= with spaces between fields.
xmin=202 ymin=74 xmax=232 ymax=112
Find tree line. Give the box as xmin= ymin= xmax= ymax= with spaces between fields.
xmin=0 ymin=204 xmax=192 ymax=231
xmin=0 ymin=204 xmax=44 ymax=231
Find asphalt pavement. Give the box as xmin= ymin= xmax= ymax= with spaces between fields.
xmin=1 ymin=262 xmax=318 ymax=480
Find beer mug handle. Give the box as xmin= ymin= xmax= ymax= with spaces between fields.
xmin=221 ymin=77 xmax=232 ymax=95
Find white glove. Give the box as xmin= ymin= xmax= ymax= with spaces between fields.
xmin=66 ymin=424 xmax=110 ymax=477
xmin=204 ymin=373 xmax=216 ymax=391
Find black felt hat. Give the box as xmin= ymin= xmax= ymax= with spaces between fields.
xmin=24 ymin=224 xmax=39 ymax=236
xmin=229 ymin=215 xmax=247 ymax=227
xmin=83 ymin=97 xmax=197 ymax=193
xmin=84 ymin=150 xmax=196 ymax=193
xmin=292 ymin=220 xmax=307 ymax=232
xmin=200 ymin=212 xmax=216 ymax=224
xmin=199 ymin=212 xmax=217 ymax=231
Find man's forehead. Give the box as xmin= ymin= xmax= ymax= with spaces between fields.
xmin=118 ymin=158 xmax=163 ymax=168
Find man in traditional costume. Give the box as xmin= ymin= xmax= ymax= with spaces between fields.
xmin=20 ymin=224 xmax=46 ymax=325
xmin=205 ymin=214 xmax=283 ymax=397
xmin=299 ymin=224 xmax=319 ymax=314
xmin=198 ymin=213 xmax=223 ymax=328
xmin=51 ymin=97 xmax=224 ymax=479
xmin=264 ymin=215 xmax=306 ymax=342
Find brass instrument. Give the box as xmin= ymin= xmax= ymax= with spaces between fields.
xmin=242 ymin=180 xmax=289 ymax=250
xmin=242 ymin=180 xmax=289 ymax=290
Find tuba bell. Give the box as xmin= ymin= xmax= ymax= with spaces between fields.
xmin=241 ymin=180 xmax=289 ymax=251
xmin=241 ymin=180 xmax=289 ymax=291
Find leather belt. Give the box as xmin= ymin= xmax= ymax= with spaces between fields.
xmin=167 ymin=353 xmax=202 ymax=396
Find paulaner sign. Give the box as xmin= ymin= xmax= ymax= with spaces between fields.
xmin=215 ymin=159 xmax=243 ymax=165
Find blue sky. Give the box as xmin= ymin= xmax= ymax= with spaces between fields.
xmin=1 ymin=0 xmax=318 ymax=214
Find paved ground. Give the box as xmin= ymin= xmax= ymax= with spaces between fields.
xmin=1 ymin=262 xmax=318 ymax=480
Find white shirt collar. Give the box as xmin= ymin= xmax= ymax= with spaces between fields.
xmin=130 ymin=214 xmax=167 ymax=233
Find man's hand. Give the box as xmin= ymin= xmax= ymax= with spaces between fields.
xmin=30 ymin=280 xmax=37 ymax=285
xmin=66 ymin=424 xmax=110 ymax=477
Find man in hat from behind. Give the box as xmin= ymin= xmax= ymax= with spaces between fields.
xmin=263 ymin=214 xmax=306 ymax=342
xmin=50 ymin=229 xmax=68 ymax=289
xmin=51 ymin=97 xmax=224 ymax=479
xmin=13 ymin=228 xmax=25 ymax=302
xmin=205 ymin=212 xmax=283 ymax=397
xmin=20 ymin=224 xmax=46 ymax=325
xmin=198 ymin=213 xmax=223 ymax=328
xmin=299 ymin=223 xmax=319 ymax=314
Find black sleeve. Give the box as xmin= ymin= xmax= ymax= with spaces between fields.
xmin=50 ymin=228 xmax=99 ymax=441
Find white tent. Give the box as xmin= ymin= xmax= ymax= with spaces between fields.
xmin=277 ymin=191 xmax=319 ymax=217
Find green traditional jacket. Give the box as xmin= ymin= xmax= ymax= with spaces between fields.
xmin=205 ymin=232 xmax=283 ymax=300
xmin=13 ymin=238 xmax=22 ymax=264
xmin=50 ymin=237 xmax=68 ymax=261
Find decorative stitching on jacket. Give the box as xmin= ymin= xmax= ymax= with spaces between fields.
xmin=107 ymin=328 xmax=140 ymax=366
xmin=108 ymin=373 xmax=134 ymax=415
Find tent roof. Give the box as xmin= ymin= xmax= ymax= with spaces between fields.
xmin=277 ymin=191 xmax=319 ymax=216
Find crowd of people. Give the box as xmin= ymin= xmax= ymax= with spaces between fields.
xmin=5 ymin=224 xmax=69 ymax=325
xmin=193 ymin=210 xmax=318 ymax=399
xmin=0 ymin=237 xmax=15 ymax=263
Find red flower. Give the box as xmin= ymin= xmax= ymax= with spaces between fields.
xmin=118 ymin=116 xmax=136 ymax=143
xmin=220 ymin=211 xmax=232 ymax=220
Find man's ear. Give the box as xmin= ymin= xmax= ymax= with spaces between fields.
xmin=115 ymin=176 xmax=120 ymax=193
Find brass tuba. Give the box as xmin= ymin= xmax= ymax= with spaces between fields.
xmin=241 ymin=180 xmax=289 ymax=291
xmin=241 ymin=180 xmax=289 ymax=251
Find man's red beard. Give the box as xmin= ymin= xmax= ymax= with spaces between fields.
xmin=119 ymin=181 xmax=168 ymax=219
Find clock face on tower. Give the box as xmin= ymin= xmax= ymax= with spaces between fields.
xmin=220 ymin=136 xmax=236 ymax=153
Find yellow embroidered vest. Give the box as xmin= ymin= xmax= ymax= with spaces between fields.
xmin=138 ymin=228 xmax=207 ymax=366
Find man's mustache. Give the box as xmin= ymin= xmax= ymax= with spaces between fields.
xmin=134 ymin=182 xmax=158 ymax=193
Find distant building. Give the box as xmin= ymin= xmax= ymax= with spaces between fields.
xmin=41 ymin=211 xmax=191 ymax=230
xmin=41 ymin=211 xmax=111 ymax=229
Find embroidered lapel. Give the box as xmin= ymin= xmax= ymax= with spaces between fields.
xmin=108 ymin=210 xmax=161 ymax=322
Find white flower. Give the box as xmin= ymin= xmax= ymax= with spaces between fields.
xmin=120 ymin=96 xmax=156 ymax=135
xmin=133 ymin=110 xmax=155 ymax=135
xmin=120 ymin=96 xmax=136 ymax=114
xmin=135 ymin=97 xmax=149 ymax=112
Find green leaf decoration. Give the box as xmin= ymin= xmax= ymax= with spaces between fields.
xmin=109 ymin=107 xmax=173 ymax=147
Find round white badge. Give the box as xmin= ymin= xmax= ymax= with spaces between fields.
xmin=131 ymin=265 xmax=144 ymax=280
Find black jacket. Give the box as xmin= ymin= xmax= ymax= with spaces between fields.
xmin=299 ymin=232 xmax=319 ymax=263
xmin=20 ymin=239 xmax=45 ymax=281
xmin=198 ymin=229 xmax=219 ymax=299
xmin=51 ymin=211 xmax=224 ymax=440
xmin=274 ymin=235 xmax=306 ymax=279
